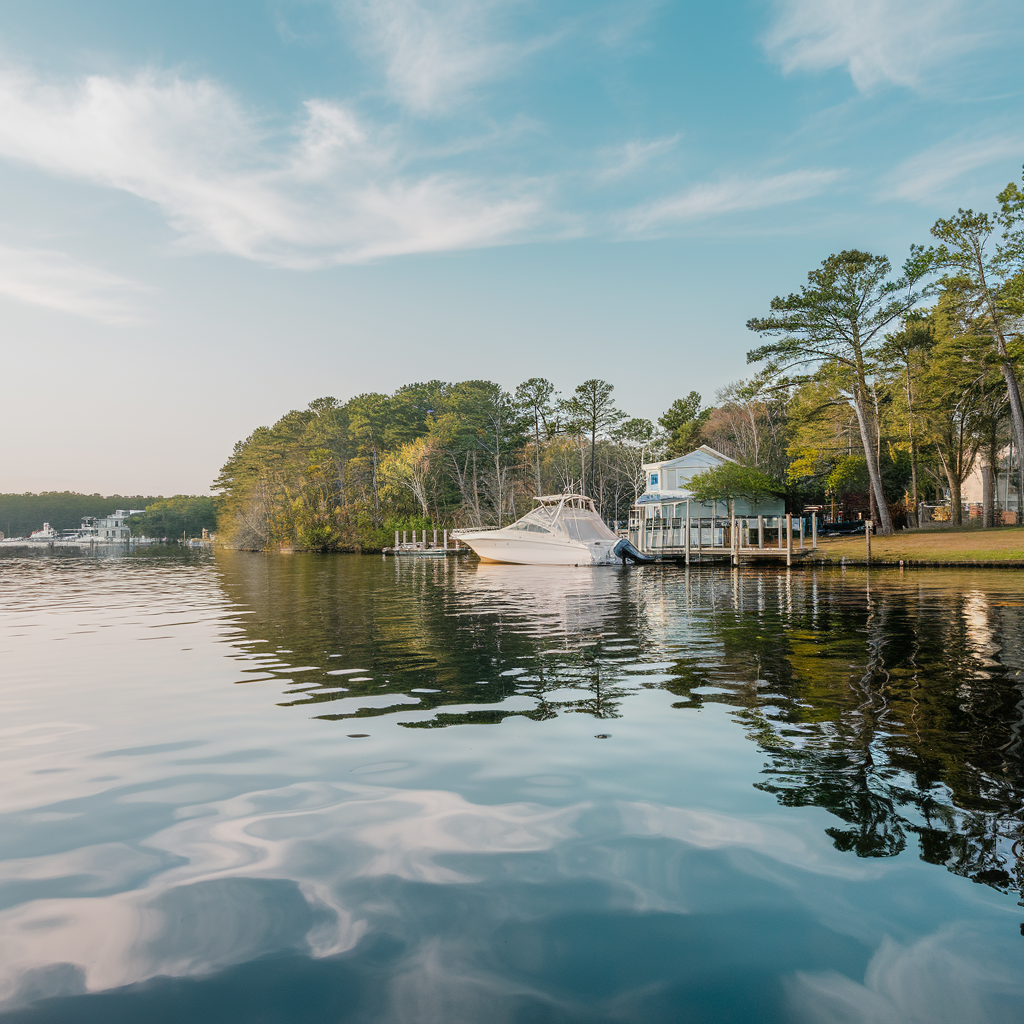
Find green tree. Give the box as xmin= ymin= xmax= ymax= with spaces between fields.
xmin=916 ymin=288 xmax=1000 ymax=525
xmin=926 ymin=179 xmax=1024 ymax=464
xmin=515 ymin=377 xmax=557 ymax=495
xmin=659 ymin=391 xmax=711 ymax=457
xmin=747 ymin=249 xmax=930 ymax=535
xmin=687 ymin=463 xmax=783 ymax=511
xmin=129 ymin=496 xmax=218 ymax=539
xmin=878 ymin=313 xmax=934 ymax=527
xmin=570 ymin=379 xmax=622 ymax=502
xmin=346 ymin=393 xmax=390 ymax=525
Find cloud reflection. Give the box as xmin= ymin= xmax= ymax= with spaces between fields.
xmin=787 ymin=923 xmax=1024 ymax=1024
xmin=0 ymin=780 xmax=925 ymax=1013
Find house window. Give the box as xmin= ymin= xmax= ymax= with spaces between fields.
xmin=649 ymin=472 xmax=659 ymax=488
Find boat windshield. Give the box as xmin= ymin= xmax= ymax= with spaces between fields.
xmin=505 ymin=520 xmax=550 ymax=533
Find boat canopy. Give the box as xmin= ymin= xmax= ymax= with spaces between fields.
xmin=499 ymin=493 xmax=617 ymax=543
xmin=533 ymin=493 xmax=597 ymax=509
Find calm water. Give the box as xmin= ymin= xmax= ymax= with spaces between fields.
xmin=1 ymin=550 xmax=1023 ymax=1023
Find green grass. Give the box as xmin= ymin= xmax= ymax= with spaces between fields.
xmin=814 ymin=525 xmax=1024 ymax=563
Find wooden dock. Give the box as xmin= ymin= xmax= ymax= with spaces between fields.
xmin=628 ymin=513 xmax=818 ymax=567
xmin=383 ymin=529 xmax=468 ymax=557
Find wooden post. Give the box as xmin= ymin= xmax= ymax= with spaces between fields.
xmin=799 ymin=516 xmax=804 ymax=549
xmin=403 ymin=530 xmax=407 ymax=545
xmin=778 ymin=515 xmax=783 ymax=549
xmin=758 ymin=514 xmax=764 ymax=549
xmin=433 ymin=528 xmax=437 ymax=548
xmin=443 ymin=529 xmax=448 ymax=550
xmin=812 ymin=514 xmax=817 ymax=550
xmin=731 ymin=513 xmax=738 ymax=565
xmin=786 ymin=513 xmax=793 ymax=567
xmin=395 ymin=530 xmax=399 ymax=548
xmin=866 ymin=520 xmax=872 ymax=563
xmin=685 ymin=499 xmax=690 ymax=566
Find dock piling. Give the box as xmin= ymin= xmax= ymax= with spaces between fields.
xmin=866 ymin=521 xmax=872 ymax=564
xmin=685 ymin=500 xmax=690 ymax=565
xmin=758 ymin=514 xmax=764 ymax=550
xmin=812 ymin=514 xmax=817 ymax=550
xmin=786 ymin=514 xmax=793 ymax=567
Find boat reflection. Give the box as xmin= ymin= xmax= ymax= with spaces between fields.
xmin=214 ymin=554 xmax=1024 ymax=900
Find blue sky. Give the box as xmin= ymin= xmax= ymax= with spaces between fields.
xmin=1 ymin=0 xmax=1022 ymax=494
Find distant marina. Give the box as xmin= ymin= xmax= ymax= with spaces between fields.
xmin=0 ymin=510 xmax=142 ymax=549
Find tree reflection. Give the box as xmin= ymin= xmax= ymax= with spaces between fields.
xmin=661 ymin=569 xmax=1024 ymax=900
xmin=214 ymin=552 xmax=1024 ymax=900
xmin=214 ymin=553 xmax=641 ymax=728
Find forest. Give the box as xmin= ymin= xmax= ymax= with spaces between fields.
xmin=212 ymin=168 xmax=1024 ymax=549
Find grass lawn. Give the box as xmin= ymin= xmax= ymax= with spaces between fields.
xmin=814 ymin=525 xmax=1024 ymax=563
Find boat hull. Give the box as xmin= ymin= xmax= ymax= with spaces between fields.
xmin=457 ymin=533 xmax=618 ymax=566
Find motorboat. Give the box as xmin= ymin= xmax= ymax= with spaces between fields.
xmin=453 ymin=494 xmax=648 ymax=566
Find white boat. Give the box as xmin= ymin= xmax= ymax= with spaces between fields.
xmin=453 ymin=494 xmax=635 ymax=566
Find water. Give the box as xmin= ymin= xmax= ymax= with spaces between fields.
xmin=1 ymin=550 xmax=1023 ymax=1023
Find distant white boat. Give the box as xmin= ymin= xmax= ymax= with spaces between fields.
xmin=454 ymin=494 xmax=646 ymax=566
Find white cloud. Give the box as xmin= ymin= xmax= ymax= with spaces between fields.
xmin=0 ymin=244 xmax=146 ymax=324
xmin=344 ymin=0 xmax=556 ymax=113
xmin=880 ymin=132 xmax=1024 ymax=203
xmin=624 ymin=168 xmax=842 ymax=234
xmin=597 ymin=134 xmax=681 ymax=183
xmin=0 ymin=68 xmax=545 ymax=267
xmin=763 ymin=0 xmax=987 ymax=93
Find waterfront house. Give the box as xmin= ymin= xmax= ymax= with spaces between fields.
xmin=627 ymin=446 xmax=788 ymax=554
xmin=80 ymin=510 xmax=142 ymax=542
xmin=631 ymin=446 xmax=786 ymax=522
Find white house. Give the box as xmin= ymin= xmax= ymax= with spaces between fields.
xmin=79 ymin=510 xmax=143 ymax=542
xmin=632 ymin=445 xmax=786 ymax=521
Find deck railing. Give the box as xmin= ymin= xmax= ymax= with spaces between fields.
xmin=627 ymin=515 xmax=815 ymax=561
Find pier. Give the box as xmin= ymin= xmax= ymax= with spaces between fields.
xmin=384 ymin=529 xmax=468 ymax=557
xmin=627 ymin=511 xmax=817 ymax=566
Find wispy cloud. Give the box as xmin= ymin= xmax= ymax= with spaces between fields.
xmin=0 ymin=68 xmax=546 ymax=267
xmin=597 ymin=134 xmax=681 ymax=183
xmin=343 ymin=0 xmax=558 ymax=113
xmin=763 ymin=0 xmax=988 ymax=94
xmin=0 ymin=243 xmax=146 ymax=323
xmin=880 ymin=132 xmax=1024 ymax=203
xmin=624 ymin=169 xmax=842 ymax=234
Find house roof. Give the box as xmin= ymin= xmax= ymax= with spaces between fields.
xmin=641 ymin=444 xmax=738 ymax=473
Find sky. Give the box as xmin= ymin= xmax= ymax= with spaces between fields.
xmin=1 ymin=0 xmax=1023 ymax=496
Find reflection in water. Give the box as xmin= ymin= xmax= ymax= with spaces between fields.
xmin=1 ymin=552 xmax=1023 ymax=1022
xmin=660 ymin=570 xmax=1024 ymax=900
xmin=218 ymin=555 xmax=1024 ymax=899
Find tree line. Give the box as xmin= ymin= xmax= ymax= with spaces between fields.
xmin=214 ymin=379 xmax=686 ymax=550
xmin=744 ymin=166 xmax=1024 ymax=535
xmin=214 ymin=166 xmax=1024 ymax=549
